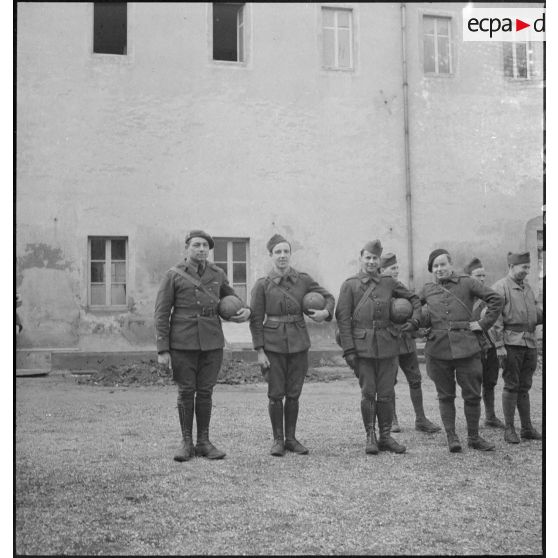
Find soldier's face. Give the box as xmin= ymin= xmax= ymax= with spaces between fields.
xmin=186 ymin=238 xmax=210 ymax=263
xmin=432 ymin=254 xmax=452 ymax=280
xmin=270 ymin=242 xmax=291 ymax=270
xmin=360 ymin=251 xmax=380 ymax=274
xmin=510 ymin=263 xmax=530 ymax=282
xmin=382 ymin=263 xmax=399 ymax=279
xmin=471 ymin=267 xmax=486 ymax=284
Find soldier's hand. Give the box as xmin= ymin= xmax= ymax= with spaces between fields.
xmin=344 ymin=352 xmax=357 ymax=371
xmin=307 ymin=309 xmax=329 ymax=323
xmin=228 ymin=307 xmax=251 ymax=323
xmin=157 ymin=351 xmax=171 ymax=369
xmin=496 ymin=347 xmax=507 ymax=370
xmin=469 ymin=321 xmax=483 ymax=332
xmin=400 ymin=320 xmax=417 ymax=333
xmin=257 ymin=350 xmax=271 ymax=376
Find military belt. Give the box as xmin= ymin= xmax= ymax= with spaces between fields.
xmin=432 ymin=321 xmax=470 ymax=331
xmin=266 ymin=314 xmax=304 ymax=323
xmin=353 ymin=320 xmax=390 ymax=329
xmin=173 ymin=308 xmax=217 ymax=318
xmin=504 ymin=323 xmax=536 ymax=333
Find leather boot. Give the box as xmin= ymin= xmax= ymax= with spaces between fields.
xmin=269 ymin=400 xmax=285 ymax=456
xmin=465 ymin=400 xmax=495 ymax=451
xmin=361 ymin=398 xmax=378 ymax=455
xmin=377 ymin=400 xmax=406 ymax=453
xmin=194 ymin=397 xmax=226 ymax=459
xmin=410 ymin=386 xmax=441 ymax=433
xmin=517 ymin=392 xmax=542 ymax=440
xmin=174 ymin=398 xmax=195 ymax=462
xmin=284 ymin=398 xmax=309 ymax=454
xmin=439 ymin=399 xmax=461 ymax=452
xmin=391 ymin=398 xmax=401 ymax=432
xmin=502 ymin=391 xmax=520 ymax=444
xmin=483 ymin=387 xmax=505 ymax=428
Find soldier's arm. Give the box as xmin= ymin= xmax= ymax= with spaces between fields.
xmin=304 ymin=274 xmax=335 ymax=321
xmin=470 ymin=278 xmax=504 ymax=332
xmin=335 ymin=281 xmax=356 ymax=356
xmin=249 ymin=280 xmax=266 ymax=350
xmin=489 ymin=280 xmax=506 ymax=348
xmin=154 ymin=271 xmax=174 ymax=353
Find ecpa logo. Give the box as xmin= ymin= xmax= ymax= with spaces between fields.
xmin=462 ymin=8 xmax=545 ymax=41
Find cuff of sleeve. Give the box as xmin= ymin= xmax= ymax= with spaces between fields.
xmin=343 ymin=348 xmax=356 ymax=358
xmin=157 ymin=341 xmax=170 ymax=353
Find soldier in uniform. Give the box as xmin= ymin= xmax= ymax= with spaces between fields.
xmin=379 ymin=252 xmax=440 ymax=434
xmin=491 ymin=251 xmax=543 ymax=444
xmin=335 ymin=240 xmax=421 ymax=455
xmin=463 ymin=257 xmax=504 ymax=428
xmin=419 ymin=249 xmax=503 ymax=453
xmin=155 ymin=230 xmax=251 ymax=462
xmin=249 ymin=234 xmax=335 ymax=457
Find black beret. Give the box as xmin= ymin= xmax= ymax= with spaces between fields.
xmin=185 ymin=230 xmax=214 ymax=249
xmin=428 ymin=249 xmax=449 ymax=272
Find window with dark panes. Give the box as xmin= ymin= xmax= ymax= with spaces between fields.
xmin=322 ymin=7 xmax=354 ymax=70
xmin=213 ymin=3 xmax=245 ymax=62
xmin=423 ymin=15 xmax=451 ymax=75
xmin=89 ymin=237 xmax=127 ymax=307
xmin=94 ymin=2 xmax=127 ymax=55
xmin=503 ymin=42 xmax=533 ymax=79
xmin=212 ymin=238 xmax=249 ymax=303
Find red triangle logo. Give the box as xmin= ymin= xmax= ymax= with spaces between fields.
xmin=516 ymin=19 xmax=530 ymax=32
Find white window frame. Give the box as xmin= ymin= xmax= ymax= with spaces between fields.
xmin=211 ymin=3 xmax=246 ymax=64
xmin=423 ymin=15 xmax=452 ymax=75
xmin=322 ymin=7 xmax=354 ymax=71
xmin=211 ymin=238 xmax=249 ymax=302
xmin=88 ymin=237 xmax=128 ymax=309
xmin=504 ymin=41 xmax=533 ymax=80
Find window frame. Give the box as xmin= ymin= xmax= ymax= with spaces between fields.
xmin=88 ymin=236 xmax=129 ymax=310
xmin=421 ymin=13 xmax=454 ymax=77
xmin=321 ymin=6 xmax=355 ymax=71
xmin=503 ymin=41 xmax=534 ymax=80
xmin=210 ymin=2 xmax=248 ymax=66
xmin=210 ymin=237 xmax=250 ymax=303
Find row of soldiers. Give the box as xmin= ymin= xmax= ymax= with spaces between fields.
xmin=154 ymin=230 xmax=542 ymax=461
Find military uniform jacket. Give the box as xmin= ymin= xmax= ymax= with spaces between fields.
xmin=335 ymin=272 xmax=421 ymax=359
xmin=419 ymin=273 xmax=503 ymax=360
xmin=249 ymin=268 xmax=335 ymax=354
xmin=154 ymin=260 xmax=240 ymax=352
xmin=491 ymin=276 xmax=541 ymax=349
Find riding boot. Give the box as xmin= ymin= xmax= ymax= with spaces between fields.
xmin=439 ymin=399 xmax=461 ymax=452
xmin=502 ymin=391 xmax=520 ymax=444
xmin=464 ymin=400 xmax=495 ymax=451
xmin=361 ymin=398 xmax=378 ymax=455
xmin=517 ymin=392 xmax=542 ymax=440
xmin=377 ymin=400 xmax=406 ymax=453
xmin=410 ymin=386 xmax=441 ymax=433
xmin=174 ymin=397 xmax=195 ymax=462
xmin=194 ymin=396 xmax=226 ymax=459
xmin=391 ymin=397 xmax=401 ymax=432
xmin=284 ymin=398 xmax=309 ymax=454
xmin=269 ymin=400 xmax=285 ymax=456
xmin=483 ymin=387 xmax=505 ymax=428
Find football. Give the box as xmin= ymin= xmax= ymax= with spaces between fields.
xmin=302 ymin=292 xmax=326 ymax=315
xmin=218 ymin=296 xmax=244 ymax=320
xmin=390 ymin=298 xmax=413 ymax=324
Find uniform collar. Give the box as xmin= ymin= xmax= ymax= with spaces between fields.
xmin=269 ymin=267 xmax=299 ymax=284
xmin=436 ymin=272 xmax=459 ymax=285
xmin=506 ymin=275 xmax=526 ymax=289
xmin=358 ymin=271 xmax=380 ymax=284
xmin=185 ymin=259 xmax=206 ymax=276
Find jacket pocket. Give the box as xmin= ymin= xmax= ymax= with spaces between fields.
xmin=263 ymin=321 xmax=280 ymax=329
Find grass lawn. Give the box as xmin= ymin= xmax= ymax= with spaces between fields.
xmin=16 ymin=365 xmax=543 ymax=555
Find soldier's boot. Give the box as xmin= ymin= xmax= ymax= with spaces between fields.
xmin=502 ymin=391 xmax=520 ymax=444
xmin=439 ymin=399 xmax=461 ymax=452
xmin=410 ymin=386 xmax=441 ymax=433
xmin=465 ymin=400 xmax=495 ymax=451
xmin=194 ymin=396 xmax=226 ymax=459
xmin=377 ymin=400 xmax=406 ymax=454
xmin=284 ymin=398 xmax=309 ymax=454
xmin=390 ymin=398 xmax=401 ymax=432
xmin=517 ymin=392 xmax=542 ymax=440
xmin=269 ymin=399 xmax=286 ymax=457
xmin=174 ymin=398 xmax=195 ymax=462
xmin=361 ymin=398 xmax=378 ymax=455
xmin=483 ymin=387 xmax=505 ymax=428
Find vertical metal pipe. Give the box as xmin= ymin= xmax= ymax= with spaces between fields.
xmin=400 ymin=3 xmax=414 ymax=289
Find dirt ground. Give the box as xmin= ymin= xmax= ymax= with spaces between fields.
xmin=16 ymin=364 xmax=543 ymax=555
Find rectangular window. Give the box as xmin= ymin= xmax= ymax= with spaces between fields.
xmin=89 ymin=237 xmax=127 ymax=307
xmin=212 ymin=238 xmax=249 ymax=303
xmin=93 ymin=2 xmax=127 ymax=55
xmin=213 ymin=3 xmax=245 ymax=62
xmin=503 ymin=42 xmax=533 ymax=79
xmin=322 ymin=7 xmax=353 ymax=70
xmin=423 ymin=15 xmax=452 ymax=75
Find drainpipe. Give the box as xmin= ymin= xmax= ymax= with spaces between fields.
xmin=400 ymin=2 xmax=415 ymax=289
